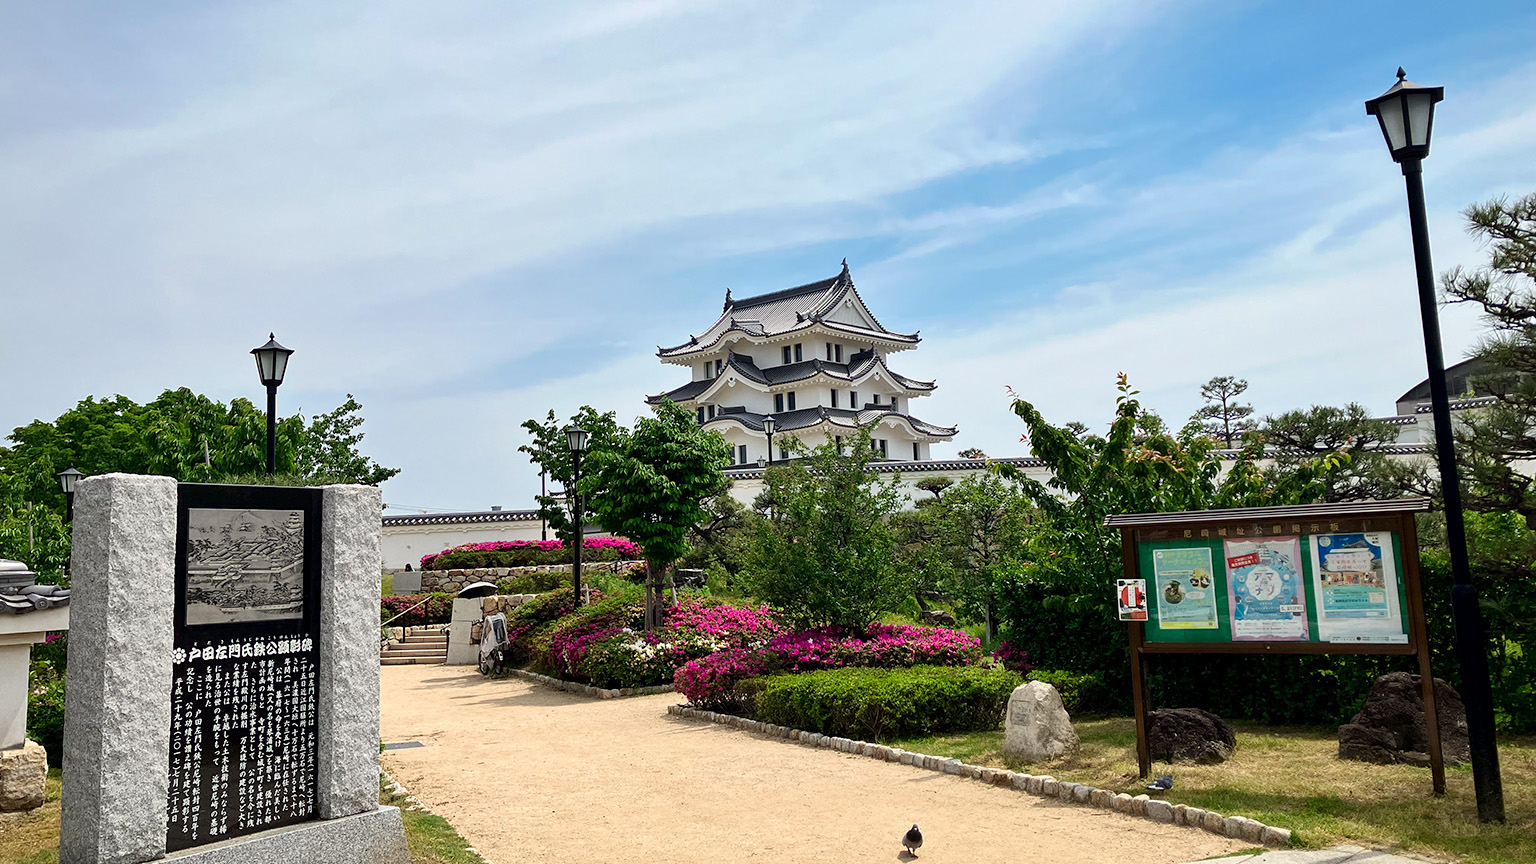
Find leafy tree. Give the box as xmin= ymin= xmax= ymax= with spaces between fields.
xmin=1439 ymin=190 xmax=1536 ymax=525
xmin=518 ymin=407 xmax=622 ymax=545
xmin=678 ymin=488 xmax=753 ymax=576
xmin=913 ymin=477 xmax=954 ymax=499
xmin=927 ymin=473 xmax=1032 ymax=643
xmin=0 ymin=389 xmax=396 ymax=520
xmin=744 ymin=426 xmax=908 ymax=630
xmin=580 ymin=400 xmax=731 ymax=629
xmin=996 ymin=374 xmax=1343 ymax=626
xmin=1261 ymin=404 xmax=1421 ymax=503
xmin=1195 ymin=375 xmax=1254 ymax=447
xmin=957 ymin=447 xmax=987 ymax=459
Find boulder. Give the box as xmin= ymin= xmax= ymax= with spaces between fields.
xmin=1003 ymin=681 xmax=1079 ymax=763
xmin=1147 ymin=708 xmax=1235 ymax=764
xmin=918 ymin=609 xmax=957 ymax=627
xmin=0 ymin=740 xmax=48 ymax=811
xmin=1338 ymin=671 xmax=1469 ymax=766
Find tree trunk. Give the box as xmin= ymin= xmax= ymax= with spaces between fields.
xmin=984 ymin=598 xmax=996 ymax=645
xmin=643 ymin=561 xmax=658 ymax=632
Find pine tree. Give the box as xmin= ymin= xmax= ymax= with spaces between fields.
xmin=1195 ymin=376 xmax=1254 ymax=447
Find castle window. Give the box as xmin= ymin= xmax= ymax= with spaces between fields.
xmin=830 ymin=388 xmax=839 ymax=408
xmin=826 ymin=343 xmax=833 ymax=360
xmin=879 ymin=439 xmax=888 ymax=457
xmin=890 ymin=397 xmax=898 ymax=412
xmin=794 ymin=344 xmax=803 ymax=362
xmin=872 ymin=394 xmax=881 ymax=405
xmin=913 ymin=442 xmax=920 ymax=461
xmin=834 ymin=344 xmax=843 ymax=362
xmin=774 ymin=394 xmax=784 ymax=413
xmin=738 ymin=445 xmax=748 ymax=465
xmin=850 ymin=391 xmax=859 ymax=408
xmin=707 ymin=405 xmax=716 ymax=419
xmin=787 ymin=392 xmax=797 ymax=410
xmin=782 ymin=346 xmax=792 ymax=364
xmin=715 ymin=359 xmax=723 ymax=375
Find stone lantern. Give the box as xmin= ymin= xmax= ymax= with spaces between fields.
xmin=0 ymin=558 xmax=71 ymax=811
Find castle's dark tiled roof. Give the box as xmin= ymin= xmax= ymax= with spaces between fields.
xmin=657 ymin=263 xmax=918 ymax=358
xmin=647 ymin=351 xmax=936 ymax=404
xmin=699 ymin=405 xmax=957 ymax=439
xmin=383 ymin=509 xmax=541 ymax=527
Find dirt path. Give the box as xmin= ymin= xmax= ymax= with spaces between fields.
xmin=380 ymin=665 xmax=1244 ymax=864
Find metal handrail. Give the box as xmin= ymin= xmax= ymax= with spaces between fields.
xmin=380 ymin=595 xmax=437 ymax=647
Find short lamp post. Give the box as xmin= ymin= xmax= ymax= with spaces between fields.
xmin=1367 ymin=68 xmax=1504 ymax=823
xmin=250 ymin=334 xmax=295 ymax=475
xmin=564 ymin=426 xmax=590 ymax=608
xmin=56 ymin=467 xmax=82 ymax=524
xmin=763 ymin=416 xmax=777 ymax=465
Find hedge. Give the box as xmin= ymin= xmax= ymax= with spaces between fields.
xmin=754 ymin=665 xmax=1022 ymax=741
xmin=1027 ymin=669 xmax=1115 ymax=716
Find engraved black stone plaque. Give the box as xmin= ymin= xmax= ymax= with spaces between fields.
xmin=168 ymin=484 xmax=322 ymax=851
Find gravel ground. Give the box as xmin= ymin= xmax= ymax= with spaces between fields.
xmin=380 ymin=665 xmax=1246 ymax=864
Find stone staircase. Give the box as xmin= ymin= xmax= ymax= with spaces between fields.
xmin=380 ymin=628 xmax=448 ymax=666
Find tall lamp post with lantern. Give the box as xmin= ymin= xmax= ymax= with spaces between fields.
xmin=250 ymin=334 xmax=295 ymax=475
xmin=564 ymin=426 xmax=590 ymax=608
xmin=1366 ymin=68 xmax=1504 ymax=823
xmin=763 ymin=416 xmax=777 ymax=465
xmin=56 ymin=467 xmax=83 ymax=524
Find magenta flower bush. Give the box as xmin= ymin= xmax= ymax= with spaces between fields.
xmin=664 ymin=596 xmax=781 ymax=646
xmin=672 ymin=622 xmax=982 ymax=707
xmin=421 ymin=536 xmax=642 ymax=570
xmin=380 ymin=593 xmax=454 ymax=626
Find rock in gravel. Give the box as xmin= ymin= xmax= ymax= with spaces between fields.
xmin=1131 ymin=794 xmax=1149 ymax=816
xmin=1261 ymin=825 xmax=1292 ymax=847
xmin=1147 ymin=707 xmax=1236 ymax=764
xmin=1201 ymin=811 xmax=1227 ymax=834
xmin=1003 ymin=681 xmax=1079 ymax=763
xmin=1143 ymin=799 xmax=1174 ymax=823
xmin=1338 ymin=671 xmax=1469 ymax=767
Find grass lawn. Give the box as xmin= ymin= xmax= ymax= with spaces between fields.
xmin=0 ymin=771 xmax=486 ymax=864
xmin=382 ymin=571 xmax=395 ymax=597
xmin=890 ymin=718 xmax=1536 ymax=864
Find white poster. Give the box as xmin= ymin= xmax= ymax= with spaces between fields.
xmin=1309 ymin=532 xmax=1408 ymax=644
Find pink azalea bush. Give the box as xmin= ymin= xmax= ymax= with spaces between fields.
xmin=421 ymin=536 xmax=641 ymax=569
xmin=535 ymin=594 xmax=783 ymax=689
xmin=672 ymin=623 xmax=982 ymax=708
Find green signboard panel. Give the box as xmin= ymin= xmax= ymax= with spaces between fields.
xmin=1138 ymin=531 xmax=1409 ymax=645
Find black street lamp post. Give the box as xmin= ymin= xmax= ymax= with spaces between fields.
xmin=250 ymin=334 xmax=295 ymax=475
xmin=1367 ymin=68 xmax=1504 ymax=823
xmin=56 ymin=467 xmax=82 ymax=524
xmin=564 ymin=426 xmax=590 ymax=608
xmin=763 ymin=416 xmax=777 ymax=465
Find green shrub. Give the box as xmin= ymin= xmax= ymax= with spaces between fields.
xmin=1027 ymin=669 xmax=1115 ymax=715
xmin=754 ymin=665 xmax=1022 ymax=741
xmin=28 ymin=640 xmax=67 ymax=765
xmin=494 ymin=571 xmax=570 ymax=595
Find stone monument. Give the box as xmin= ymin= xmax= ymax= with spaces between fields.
xmin=1003 ymin=680 xmax=1079 ymax=763
xmin=60 ymin=474 xmax=407 ymax=864
xmin=0 ymin=558 xmax=69 ymax=811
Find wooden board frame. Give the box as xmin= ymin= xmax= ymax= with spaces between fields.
xmin=1107 ymin=499 xmax=1444 ymax=795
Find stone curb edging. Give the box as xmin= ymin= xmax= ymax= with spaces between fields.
xmin=667 ymin=705 xmax=1293 ymax=849
xmin=380 ymin=769 xmax=496 ymax=864
xmin=505 ymin=667 xmax=675 ymax=699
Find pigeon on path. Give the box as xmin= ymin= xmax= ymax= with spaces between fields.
xmin=1147 ymin=773 xmax=1173 ymax=792
xmin=903 ymin=824 xmax=923 ymax=857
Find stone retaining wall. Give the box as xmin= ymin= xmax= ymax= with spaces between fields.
xmin=416 ymin=561 xmax=643 ymax=595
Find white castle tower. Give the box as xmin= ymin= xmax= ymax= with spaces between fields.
xmin=649 ymin=261 xmax=957 ymax=465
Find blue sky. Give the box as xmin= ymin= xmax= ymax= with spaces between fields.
xmin=3 ymin=1 xmax=1535 ymax=513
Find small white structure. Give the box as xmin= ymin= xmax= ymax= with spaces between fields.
xmin=0 ymin=559 xmax=67 ymax=812
xmin=649 ymin=261 xmax=957 ymax=465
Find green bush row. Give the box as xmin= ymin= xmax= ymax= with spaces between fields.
xmin=28 ymin=637 xmax=67 ymax=766
xmin=494 ymin=570 xmax=572 ymax=595
xmin=752 ymin=665 xmax=1022 ymax=741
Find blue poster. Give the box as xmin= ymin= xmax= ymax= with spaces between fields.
xmin=1224 ymin=537 xmax=1309 ymax=641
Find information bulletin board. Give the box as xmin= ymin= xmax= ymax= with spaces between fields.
xmin=1106 ymin=499 xmax=1446 ymax=794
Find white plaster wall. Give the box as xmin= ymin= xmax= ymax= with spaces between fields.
xmin=382 ymin=520 xmax=548 ymax=570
